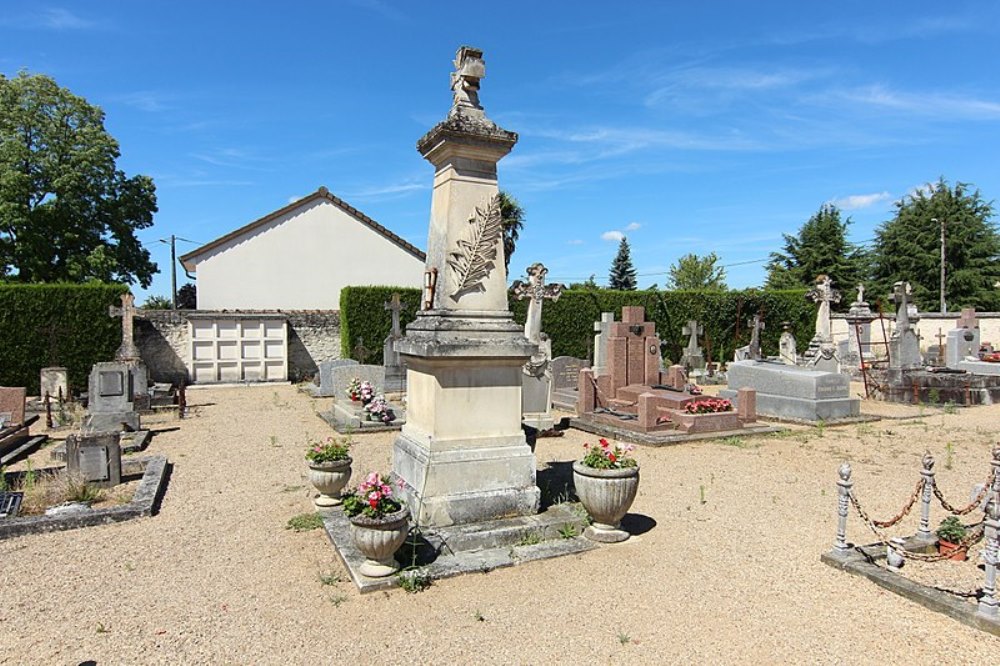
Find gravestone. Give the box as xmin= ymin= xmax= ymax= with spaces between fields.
xmin=512 ymin=263 xmax=564 ymax=431
xmin=803 ymin=275 xmax=841 ymax=372
xmin=779 ymin=323 xmax=798 ymax=366
xmin=108 ymin=293 xmax=150 ymax=407
xmin=888 ymin=281 xmax=923 ymax=370
xmin=680 ymin=320 xmax=705 ymax=370
xmin=82 ymin=362 xmax=140 ymax=434
xmin=65 ymin=432 xmax=122 ymax=487
xmin=392 ymin=46 xmax=540 ymax=527
xmin=720 ymin=361 xmax=860 ymax=422
xmin=735 ymin=314 xmax=765 ymax=361
xmin=592 ymin=312 xmax=615 ymax=376
xmin=0 ymin=387 xmax=46 ymax=465
xmin=40 ymin=367 xmax=69 ymax=401
xmin=841 ymin=285 xmax=875 ymax=374
xmin=946 ymin=328 xmax=980 ymax=369
xmin=313 ymin=359 xmax=359 ymax=397
xmin=552 ymin=356 xmax=585 ymax=392
xmin=329 ymin=364 xmax=385 ymax=400
xmin=0 ymin=387 xmax=26 ymax=427
xmin=383 ymin=293 xmax=408 ymax=393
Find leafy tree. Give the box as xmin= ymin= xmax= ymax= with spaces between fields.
xmin=667 ymin=252 xmax=727 ymax=290
xmin=766 ymin=204 xmax=868 ymax=296
xmin=177 ymin=283 xmax=197 ymax=309
xmin=872 ymin=178 xmax=1000 ymax=311
xmin=498 ymin=191 xmax=523 ymax=274
xmin=568 ymin=274 xmax=601 ymax=290
xmin=0 ymin=71 xmax=158 ymax=287
xmin=608 ymin=236 xmax=638 ymax=290
xmin=141 ymin=294 xmax=172 ymax=309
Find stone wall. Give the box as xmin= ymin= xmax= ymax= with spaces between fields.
xmin=831 ymin=311 xmax=1000 ymax=356
xmin=135 ymin=310 xmax=341 ymax=384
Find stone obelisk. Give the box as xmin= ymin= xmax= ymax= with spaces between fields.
xmin=391 ymin=46 xmax=539 ymax=527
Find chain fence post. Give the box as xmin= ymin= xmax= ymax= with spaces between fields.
xmin=979 ymin=446 xmax=1000 ymax=619
xmin=835 ymin=462 xmax=853 ymax=553
xmin=918 ymin=452 xmax=935 ymax=540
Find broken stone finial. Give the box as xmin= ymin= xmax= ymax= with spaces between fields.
xmin=838 ymin=461 xmax=852 ymax=482
xmin=450 ymin=46 xmax=485 ymax=115
xmin=922 ymin=452 xmax=935 ymax=471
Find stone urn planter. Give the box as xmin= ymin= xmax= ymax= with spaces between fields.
xmin=350 ymin=507 xmax=410 ymax=577
xmin=308 ymin=457 xmax=352 ymax=508
xmin=572 ymin=461 xmax=640 ymax=543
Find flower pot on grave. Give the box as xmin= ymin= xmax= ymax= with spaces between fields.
xmin=349 ymin=507 xmax=410 ymax=577
xmin=308 ymin=458 xmax=352 ymax=508
xmin=572 ymin=461 xmax=640 ymax=543
xmin=937 ymin=539 xmax=967 ymax=562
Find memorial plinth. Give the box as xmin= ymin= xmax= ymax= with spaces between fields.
xmin=720 ymin=360 xmax=860 ymax=423
xmin=392 ymin=46 xmax=540 ymax=527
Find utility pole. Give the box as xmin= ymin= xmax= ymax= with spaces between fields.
xmin=933 ymin=217 xmax=946 ymax=314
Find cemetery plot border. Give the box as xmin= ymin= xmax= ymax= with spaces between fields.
xmin=822 ymin=545 xmax=1000 ymax=637
xmin=0 ymin=455 xmax=169 ymax=540
xmin=569 ymin=416 xmax=783 ymax=446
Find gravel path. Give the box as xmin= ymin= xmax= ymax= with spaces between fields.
xmin=2 ymin=385 xmax=998 ymax=664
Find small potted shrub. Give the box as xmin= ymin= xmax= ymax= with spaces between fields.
xmin=342 ymin=472 xmax=410 ymax=577
xmin=305 ymin=437 xmax=352 ymax=508
xmin=572 ymin=438 xmax=639 ymax=543
xmin=935 ymin=516 xmax=967 ymax=561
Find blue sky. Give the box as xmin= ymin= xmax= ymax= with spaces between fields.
xmin=3 ymin=1 xmax=1000 ymax=302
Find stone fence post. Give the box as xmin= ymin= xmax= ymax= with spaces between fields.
xmin=918 ymin=452 xmax=935 ymax=540
xmin=979 ymin=446 xmax=1000 ymax=619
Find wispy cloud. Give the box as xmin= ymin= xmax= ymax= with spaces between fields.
xmin=601 ymin=230 xmax=624 ymax=242
xmin=810 ymin=85 xmax=1000 ymax=120
xmin=113 ymin=91 xmax=171 ymax=112
xmin=1 ymin=8 xmax=104 ymax=31
xmin=566 ymin=239 xmax=584 ymax=245
xmin=342 ymin=180 xmax=427 ymax=200
xmin=829 ymin=191 xmax=892 ymax=210
xmin=191 ymin=148 xmax=272 ymax=171
xmin=624 ymin=222 xmax=642 ymax=231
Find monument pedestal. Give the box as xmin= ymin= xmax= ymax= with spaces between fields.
xmin=392 ymin=312 xmax=540 ymax=527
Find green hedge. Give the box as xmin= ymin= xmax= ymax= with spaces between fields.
xmin=340 ymin=286 xmax=422 ymax=364
xmin=0 ymin=283 xmax=128 ymax=394
xmin=341 ymin=286 xmax=813 ymax=365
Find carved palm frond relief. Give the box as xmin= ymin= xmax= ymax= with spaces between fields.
xmin=447 ymin=193 xmax=503 ymax=300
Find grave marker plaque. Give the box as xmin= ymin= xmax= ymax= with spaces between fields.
xmin=99 ymin=371 xmax=125 ymax=397
xmin=65 ymin=432 xmax=122 ymax=487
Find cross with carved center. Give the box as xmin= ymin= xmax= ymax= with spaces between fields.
xmin=384 ymin=293 xmax=405 ymax=339
xmin=511 ymin=263 xmax=564 ymax=344
xmin=108 ymin=293 xmax=140 ymax=362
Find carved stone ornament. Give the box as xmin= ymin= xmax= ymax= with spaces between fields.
xmin=447 ymin=193 xmax=503 ymax=300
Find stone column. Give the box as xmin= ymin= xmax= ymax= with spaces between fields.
xmin=834 ymin=462 xmax=853 ymax=553
xmin=393 ymin=46 xmax=539 ymax=528
xmin=918 ymin=453 xmax=935 ymax=540
xmin=979 ymin=446 xmax=1000 ymax=618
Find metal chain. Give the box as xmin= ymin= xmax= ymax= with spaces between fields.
xmin=871 ymin=477 xmax=925 ymax=528
xmin=849 ymin=491 xmax=986 ymax=562
xmin=931 ymin=469 xmax=996 ymax=516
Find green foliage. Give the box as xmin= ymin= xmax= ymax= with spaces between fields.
xmin=396 ymin=569 xmax=433 ymax=593
xmin=65 ymin=476 xmax=104 ymax=504
xmin=872 ymin=178 xmax=1000 ymax=311
xmin=668 ymin=252 xmax=727 ymax=290
xmin=176 ymin=283 xmax=196 ymax=309
xmin=498 ymin=191 xmax=524 ymax=273
xmin=339 ymin=286 xmax=421 ymax=363
xmin=516 ymin=531 xmax=543 ymax=546
xmin=766 ymin=204 xmax=868 ymax=297
xmin=558 ymin=523 xmax=578 ymax=539
xmin=0 ymin=71 xmax=158 ymax=287
xmin=567 ymin=274 xmax=601 ymax=290
xmin=304 ymin=436 xmax=351 ymax=464
xmin=935 ymin=516 xmax=967 ymax=543
xmin=581 ymin=437 xmax=638 ymax=469
xmin=0 ymin=282 xmax=127 ymax=393
xmin=285 ymin=513 xmax=324 ymax=532
xmin=141 ymin=294 xmax=172 ymax=309
xmin=608 ymin=237 xmax=638 ymax=290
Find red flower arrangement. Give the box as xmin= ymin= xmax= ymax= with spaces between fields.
xmin=684 ymin=398 xmax=733 ymax=414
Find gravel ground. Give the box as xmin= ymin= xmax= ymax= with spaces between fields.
xmin=2 ymin=384 xmax=999 ymax=664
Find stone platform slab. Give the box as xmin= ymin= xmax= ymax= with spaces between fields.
xmin=569 ymin=415 xmax=782 ymax=446
xmin=722 ymin=361 xmax=860 ymax=423
xmin=322 ymin=503 xmax=595 ymax=593
xmin=319 ymin=400 xmax=406 ymax=434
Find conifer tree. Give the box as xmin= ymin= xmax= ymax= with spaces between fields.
xmin=608 ymin=237 xmax=638 ymax=290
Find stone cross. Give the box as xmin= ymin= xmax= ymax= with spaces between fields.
xmin=807 ymin=275 xmax=841 ymax=343
xmin=384 ymin=293 xmax=405 ymax=339
xmin=855 ymin=283 xmax=866 ymax=305
xmin=352 ymin=337 xmax=369 ymax=363
xmin=450 ymin=46 xmax=486 ymax=116
xmin=108 ymin=293 xmax=141 ymax=363
xmin=593 ymin=312 xmax=615 ymax=375
xmin=748 ymin=313 xmax=765 ymax=361
xmin=890 ymin=281 xmax=913 ymax=331
xmin=682 ymin=320 xmax=703 ymax=353
xmin=511 ymin=263 xmax=564 ymax=345
xmin=957 ymin=307 xmax=978 ymax=330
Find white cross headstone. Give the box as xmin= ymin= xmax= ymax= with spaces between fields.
xmin=593 ymin=312 xmax=615 ymax=376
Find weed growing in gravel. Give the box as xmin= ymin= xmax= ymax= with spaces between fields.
xmin=473 ymin=609 xmax=486 ymax=622
xmin=285 ymin=513 xmax=324 ymax=532
xmin=618 ymin=632 xmax=630 ymax=645
xmin=815 ymin=420 xmax=825 ymax=438
xmin=280 ymin=484 xmax=304 ymax=493
xmin=269 ymin=435 xmax=280 ymax=448
xmin=945 ymin=442 xmax=955 ymax=470
xmin=330 ymin=594 xmax=348 ymax=607
xmin=397 ymin=569 xmax=433 ymax=593
xmin=318 ymin=572 xmax=341 ymax=586
xmin=65 ymin=476 xmax=104 ymax=504
xmin=943 ymin=401 xmax=957 ymax=415
xmin=96 ymin=623 xmax=109 ymax=634
xmin=699 ymin=485 xmax=707 ymax=505
xmin=517 ymin=531 xmax=542 ymax=546
xmin=558 ymin=523 xmax=578 ymax=539
xmin=720 ymin=436 xmax=759 ymax=449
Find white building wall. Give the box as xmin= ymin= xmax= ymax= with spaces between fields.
xmin=193 ymin=199 xmax=424 ymax=310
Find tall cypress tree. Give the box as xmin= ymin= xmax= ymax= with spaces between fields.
xmin=608 ymin=236 xmax=638 ymax=290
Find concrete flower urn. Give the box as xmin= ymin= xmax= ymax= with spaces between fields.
xmin=572 ymin=461 xmax=640 ymax=543
xmin=308 ymin=458 xmax=352 ymax=508
xmin=349 ymin=507 xmax=410 ymax=577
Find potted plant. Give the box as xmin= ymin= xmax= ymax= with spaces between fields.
xmin=364 ymin=395 xmax=396 ymax=424
xmin=342 ymin=472 xmax=410 ymax=577
xmin=935 ymin=516 xmax=968 ymax=561
xmin=305 ymin=437 xmax=352 ymax=508
xmin=572 ymin=438 xmax=639 ymax=543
